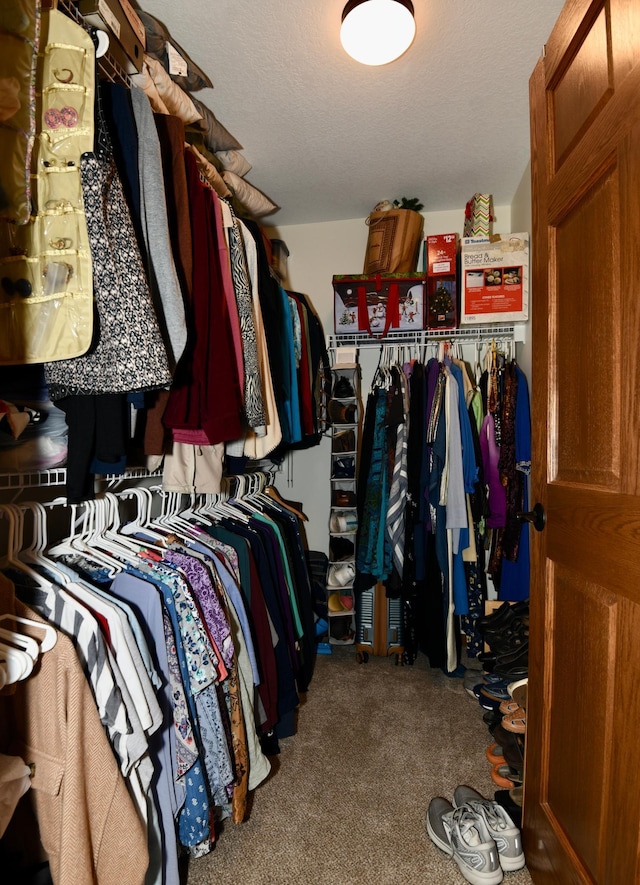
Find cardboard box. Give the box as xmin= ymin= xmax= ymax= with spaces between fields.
xmin=115 ymin=0 xmax=146 ymax=48
xmin=425 ymin=234 xmax=460 ymax=329
xmin=78 ymin=0 xmax=144 ymax=73
xmin=333 ymin=273 xmax=425 ymax=336
xmin=460 ymin=233 xmax=529 ymax=324
xmin=426 ymin=233 xmax=459 ymax=277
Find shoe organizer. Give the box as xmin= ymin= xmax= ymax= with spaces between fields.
xmin=327 ymin=361 xmax=361 ymax=646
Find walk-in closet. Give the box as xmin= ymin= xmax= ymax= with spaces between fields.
xmin=3 ymin=1 xmax=638 ymax=884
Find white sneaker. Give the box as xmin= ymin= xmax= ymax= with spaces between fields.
xmin=453 ymin=785 xmax=525 ymax=872
xmin=426 ymin=797 xmax=503 ymax=885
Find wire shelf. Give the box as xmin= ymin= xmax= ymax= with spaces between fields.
xmin=0 ymin=467 xmax=163 ymax=493
xmin=327 ymin=324 xmax=523 ymax=349
xmin=56 ymin=0 xmax=132 ymax=86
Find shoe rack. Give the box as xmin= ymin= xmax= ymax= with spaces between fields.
xmin=327 ymin=361 xmax=361 ymax=645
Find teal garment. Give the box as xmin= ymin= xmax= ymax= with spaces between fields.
xmin=278 ymin=284 xmax=302 ymax=443
xmin=357 ymin=388 xmax=392 ymax=581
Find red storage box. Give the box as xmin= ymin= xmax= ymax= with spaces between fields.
xmin=333 ymin=273 xmax=425 ymax=337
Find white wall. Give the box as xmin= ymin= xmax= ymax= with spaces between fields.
xmin=264 ymin=202 xmax=531 ymax=554
xmin=510 ymin=162 xmax=533 ymax=386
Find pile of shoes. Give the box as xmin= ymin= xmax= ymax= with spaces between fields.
xmin=463 ymin=599 xmax=529 ymax=827
xmin=482 ymin=678 xmax=527 ymax=791
xmin=477 ymin=600 xmax=529 ymax=679
xmin=426 ymin=785 xmax=525 ymax=884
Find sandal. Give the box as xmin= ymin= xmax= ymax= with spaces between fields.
xmin=499 ymin=699 xmax=521 ymax=716
xmin=502 ymin=707 xmax=527 ymax=734
xmin=491 ymin=763 xmax=517 ymax=789
xmin=485 ymin=742 xmax=505 ymax=765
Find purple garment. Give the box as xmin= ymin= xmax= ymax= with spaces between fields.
xmin=164 ymin=550 xmax=233 ymax=669
xmin=480 ymin=412 xmax=507 ymax=528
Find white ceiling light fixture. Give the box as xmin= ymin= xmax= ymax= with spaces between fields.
xmin=340 ymin=0 xmax=416 ymax=66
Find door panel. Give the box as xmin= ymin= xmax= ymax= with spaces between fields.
xmin=546 ymin=575 xmax=616 ymax=878
xmin=526 ymin=0 xmax=640 ymax=881
xmin=554 ymin=165 xmax=620 ymax=488
xmin=553 ymin=5 xmax=611 ymax=165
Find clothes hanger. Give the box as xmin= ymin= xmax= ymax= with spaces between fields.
xmin=118 ymin=487 xmax=170 ymax=544
xmin=46 ymin=499 xmax=84 ymax=559
xmin=0 ymin=625 xmax=40 ymax=662
xmin=202 ymin=479 xmax=250 ymax=525
xmin=88 ymin=493 xmax=146 ymax=568
xmin=0 ymin=638 xmax=34 ymax=684
xmin=0 ymin=503 xmax=55 ymax=591
xmin=19 ymin=501 xmax=70 ymax=587
xmin=262 ymin=483 xmax=307 ymax=517
xmin=52 ymin=499 xmax=120 ymax=577
xmin=0 ymin=613 xmax=57 ymax=652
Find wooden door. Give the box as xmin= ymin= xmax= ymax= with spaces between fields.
xmin=525 ymin=1 xmax=640 ymax=881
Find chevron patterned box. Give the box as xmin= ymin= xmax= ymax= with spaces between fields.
xmin=464 ymin=193 xmax=494 ymax=238
xmin=460 ymin=233 xmax=529 ymax=324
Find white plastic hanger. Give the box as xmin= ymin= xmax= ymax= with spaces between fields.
xmin=22 ymin=501 xmax=71 ymax=587
xmin=0 ymin=639 xmax=34 ymax=683
xmin=0 ymin=613 xmax=56 ymax=652
xmin=0 ymin=625 xmax=40 ymax=661
xmin=0 ymin=503 xmax=54 ymax=591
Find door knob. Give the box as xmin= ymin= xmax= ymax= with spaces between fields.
xmin=516 ymin=502 xmax=546 ymax=532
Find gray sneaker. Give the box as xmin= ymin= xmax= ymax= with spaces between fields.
xmin=426 ymin=797 xmax=503 ymax=885
xmin=453 ymin=785 xmax=525 ymax=872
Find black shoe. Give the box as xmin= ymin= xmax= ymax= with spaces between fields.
xmin=333 ymin=376 xmax=355 ymax=398
xmin=332 ymin=457 xmax=355 ymax=478
xmin=493 ymin=790 xmax=522 ymax=829
xmin=493 ymin=645 xmax=529 ymax=677
xmin=483 ymin=620 xmax=529 ymax=657
xmin=477 ymin=600 xmax=529 ymax=634
xmin=477 ymin=601 xmax=514 ymax=633
xmin=482 ymin=708 xmax=503 ymax=728
xmin=329 ymin=536 xmax=355 ymax=562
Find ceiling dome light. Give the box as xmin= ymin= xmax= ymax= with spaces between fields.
xmin=341 ymin=0 xmax=416 ymax=66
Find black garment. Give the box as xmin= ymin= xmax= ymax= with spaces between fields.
xmin=207 ymin=524 xmax=279 ymax=734
xmin=265 ymin=502 xmax=317 ymax=692
xmin=56 ymin=394 xmax=128 ymax=503
xmin=100 ymin=83 xmax=144 ymax=252
xmin=354 ymin=389 xmax=379 ymax=594
xmin=400 ymin=362 xmax=426 ymax=662
xmin=213 ymin=519 xmax=299 ymax=733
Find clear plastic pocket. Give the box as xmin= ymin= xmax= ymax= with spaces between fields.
xmin=0 ymin=253 xmax=81 ymax=303
xmin=39 ymin=163 xmax=83 ymax=213
xmin=39 ymin=211 xmax=80 ymax=257
xmin=41 ymin=44 xmax=93 ymax=155
xmin=0 ymin=256 xmax=39 ymax=302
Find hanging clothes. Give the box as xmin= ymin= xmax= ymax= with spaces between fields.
xmin=0 ymin=576 xmax=149 ymax=885
xmin=162 ymin=150 xmax=243 ymax=444
xmin=347 ymin=341 xmax=531 ymax=671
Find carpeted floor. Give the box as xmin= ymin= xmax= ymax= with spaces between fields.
xmin=184 ymin=645 xmax=532 ymax=885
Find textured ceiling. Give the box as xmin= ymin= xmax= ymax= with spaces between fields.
xmin=142 ymin=0 xmax=566 ymax=226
